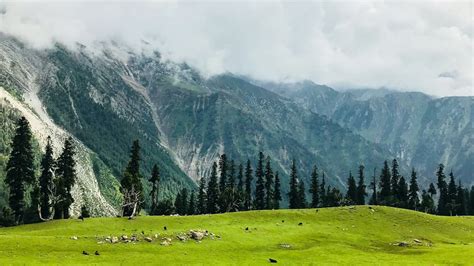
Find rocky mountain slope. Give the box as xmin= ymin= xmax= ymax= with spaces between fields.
xmin=258 ymin=81 xmax=473 ymax=184
xmin=2 ymin=33 xmax=469 ymax=212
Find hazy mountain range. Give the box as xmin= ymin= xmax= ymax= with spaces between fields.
xmin=0 ymin=34 xmax=472 ymax=215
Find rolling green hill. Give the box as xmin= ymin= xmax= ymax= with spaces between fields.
xmin=0 ymin=206 xmax=472 ymax=264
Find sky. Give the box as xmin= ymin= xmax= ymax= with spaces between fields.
xmin=0 ymin=0 xmax=472 ymax=97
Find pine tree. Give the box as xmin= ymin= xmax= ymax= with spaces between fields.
xmin=455 ymin=181 xmax=466 ymax=215
xmin=345 ymin=172 xmax=357 ymax=205
xmin=369 ymin=167 xmax=377 ymax=205
xmin=469 ymin=186 xmax=474 ymax=215
xmin=149 ymin=164 xmax=160 ymax=215
xmin=120 ymin=140 xmax=143 ymax=217
xmin=320 ymin=172 xmax=326 ymax=207
xmin=356 ymin=165 xmax=367 ymax=205
xmin=218 ymin=154 xmax=228 ymax=212
xmin=55 ymin=137 xmax=76 ymax=219
xmin=207 ymin=162 xmax=219 ymax=214
xmin=174 ymin=190 xmax=182 ymax=215
xmin=39 ymin=136 xmax=55 ymax=220
xmin=254 ymin=152 xmax=265 ymax=210
xmin=408 ymin=168 xmax=420 ymax=210
xmin=5 ymin=117 xmax=35 ymax=224
xmin=326 ymin=187 xmax=343 ymax=207
xmin=180 ymin=188 xmax=188 ymax=215
xmin=447 ymin=171 xmax=458 ymax=215
xmin=244 ymin=160 xmax=253 ymax=210
xmin=298 ymin=180 xmax=307 ymax=208
xmin=288 ymin=160 xmax=299 ymax=209
xmin=188 ymin=192 xmax=196 ymax=215
xmin=264 ymin=156 xmax=274 ymax=209
xmin=228 ymin=160 xmax=236 ymax=190
xmin=398 ymin=176 xmax=408 ymax=208
xmin=236 ymin=163 xmax=244 ymax=210
xmin=436 ymin=164 xmax=448 ymax=215
xmin=428 ymin=183 xmax=437 ymax=197
xmin=273 ymin=171 xmax=281 ymax=209
xmin=379 ymin=161 xmax=391 ymax=205
xmin=197 ymin=177 xmax=207 ymax=214
xmin=391 ymin=159 xmax=400 ymax=205
xmin=310 ymin=165 xmax=319 ymax=208
xmin=420 ymin=190 xmax=435 ymax=214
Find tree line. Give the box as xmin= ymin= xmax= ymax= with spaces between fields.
xmin=3 ymin=118 xmax=474 ymax=226
xmin=2 ymin=117 xmax=79 ymax=225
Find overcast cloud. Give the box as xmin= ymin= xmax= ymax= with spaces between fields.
xmin=0 ymin=0 xmax=472 ymax=96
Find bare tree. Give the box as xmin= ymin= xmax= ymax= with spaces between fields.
xmin=122 ymin=185 xmax=143 ymax=219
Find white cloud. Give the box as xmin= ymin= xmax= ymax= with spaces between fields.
xmin=0 ymin=0 xmax=472 ymax=96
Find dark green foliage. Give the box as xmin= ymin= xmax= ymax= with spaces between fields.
xmin=148 ymin=164 xmax=160 ymax=215
xmin=197 ymin=177 xmax=207 ymax=214
xmin=356 ymin=165 xmax=367 ymax=205
xmin=436 ymin=164 xmax=449 ymax=215
xmin=379 ymin=161 xmax=391 ymax=205
xmin=254 ymin=152 xmax=265 ymax=210
xmin=408 ymin=169 xmax=420 ymax=210
xmin=469 ymin=186 xmax=474 ymax=215
xmin=174 ymin=188 xmax=188 ymax=215
xmin=228 ymin=160 xmax=236 ymax=191
xmin=428 ymin=183 xmax=437 ymax=197
xmin=326 ymin=186 xmax=343 ymax=207
xmin=288 ymin=160 xmax=299 ymax=209
xmin=345 ymin=172 xmax=357 ymax=205
xmin=273 ymin=171 xmax=281 ymax=209
xmin=391 ymin=159 xmax=400 ymax=204
xmin=455 ymin=182 xmax=466 ymax=216
xmin=236 ymin=163 xmax=244 ymax=210
xmin=369 ymin=167 xmax=377 ymax=205
xmin=188 ymin=192 xmax=196 ymax=215
xmin=154 ymin=199 xmax=174 ymax=215
xmin=218 ymin=154 xmax=228 ymax=212
xmin=310 ymin=165 xmax=319 ymax=208
xmin=5 ymin=117 xmax=35 ymax=224
xmin=297 ymin=180 xmax=307 ymax=208
xmin=80 ymin=205 xmax=90 ymax=218
xmin=206 ymin=162 xmax=219 ymax=214
xmin=244 ymin=160 xmax=253 ymax=210
xmin=320 ymin=172 xmax=326 ymax=207
xmin=446 ymin=171 xmax=458 ymax=215
xmin=54 ymin=137 xmax=76 ymax=219
xmin=264 ymin=156 xmax=274 ymax=209
xmin=120 ymin=140 xmax=143 ymax=217
xmin=398 ymin=176 xmax=408 ymax=208
xmin=420 ymin=190 xmax=436 ymax=214
xmin=39 ymin=136 xmax=55 ymax=219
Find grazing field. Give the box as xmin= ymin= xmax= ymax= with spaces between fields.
xmin=0 ymin=206 xmax=472 ymax=265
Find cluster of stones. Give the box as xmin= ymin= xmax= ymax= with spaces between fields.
xmin=94 ymin=229 xmax=220 ymax=246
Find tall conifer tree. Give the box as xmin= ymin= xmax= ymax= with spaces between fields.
xmin=391 ymin=159 xmax=400 ymax=204
xmin=345 ymin=172 xmax=357 ymax=204
xmin=356 ymin=165 xmax=367 ymax=205
xmin=408 ymin=168 xmax=420 ymax=210
xmin=197 ymin=177 xmax=207 ymax=214
xmin=398 ymin=176 xmax=408 ymax=208
xmin=379 ymin=161 xmax=391 ymax=205
xmin=39 ymin=136 xmax=55 ymax=220
xmin=436 ymin=164 xmax=449 ymax=215
xmin=5 ymin=117 xmax=35 ymax=224
xmin=149 ymin=164 xmax=160 ymax=215
xmin=288 ymin=160 xmax=299 ymax=209
xmin=244 ymin=160 xmax=253 ymax=210
xmin=264 ymin=156 xmax=274 ymax=209
xmin=254 ymin=152 xmax=265 ymax=210
xmin=273 ymin=171 xmax=281 ymax=209
xmin=310 ymin=165 xmax=319 ymax=208
xmin=120 ymin=140 xmax=143 ymax=217
xmin=55 ymin=137 xmax=76 ymax=219
xmin=207 ymin=162 xmax=219 ymax=214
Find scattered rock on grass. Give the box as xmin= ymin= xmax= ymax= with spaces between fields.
xmin=71 ymin=236 xmax=78 ymax=240
xmin=144 ymin=237 xmax=153 ymax=242
xmin=413 ymin=239 xmax=422 ymax=244
xmin=190 ymin=230 xmax=205 ymax=240
xmin=279 ymin=243 xmax=291 ymax=249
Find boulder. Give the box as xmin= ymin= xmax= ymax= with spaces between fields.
xmin=70 ymin=236 xmax=78 ymax=240
xmin=111 ymin=236 xmax=119 ymax=244
xmin=144 ymin=237 xmax=153 ymax=242
xmin=279 ymin=243 xmax=291 ymax=249
xmin=121 ymin=235 xmax=129 ymax=241
xmin=413 ymin=239 xmax=422 ymax=244
xmin=177 ymin=235 xmax=187 ymax=241
xmin=190 ymin=230 xmax=205 ymax=240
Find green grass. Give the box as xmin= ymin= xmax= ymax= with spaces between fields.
xmin=0 ymin=206 xmax=472 ymax=265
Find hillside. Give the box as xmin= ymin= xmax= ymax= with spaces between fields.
xmin=0 ymin=206 xmax=472 ymax=264
xmin=258 ymin=80 xmax=473 ymax=184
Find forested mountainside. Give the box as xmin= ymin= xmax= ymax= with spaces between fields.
xmin=257 ymin=80 xmax=473 ymax=185
xmin=1 ymin=33 xmax=469 ymax=214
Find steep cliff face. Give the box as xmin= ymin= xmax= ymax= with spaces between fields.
xmin=259 ymin=80 xmax=473 ymax=184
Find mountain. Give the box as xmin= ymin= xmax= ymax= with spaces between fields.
xmin=257 ymin=80 xmax=473 ymax=185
